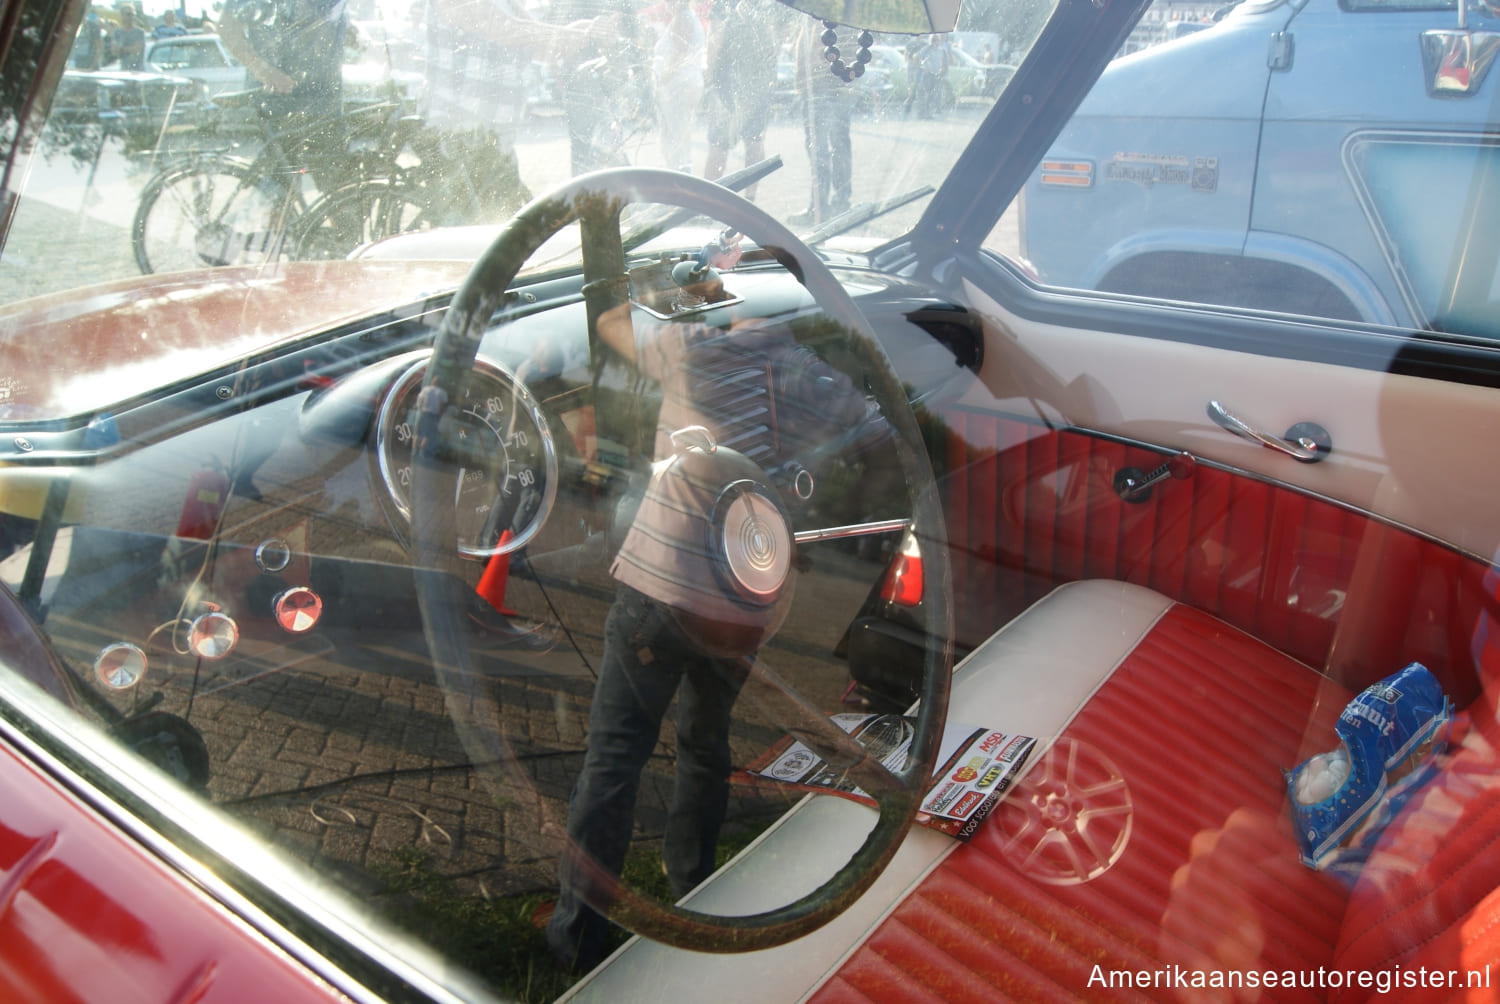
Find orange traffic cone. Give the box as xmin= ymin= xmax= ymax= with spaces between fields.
xmin=475 ymin=529 xmax=519 ymax=616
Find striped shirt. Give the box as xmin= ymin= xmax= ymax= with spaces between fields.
xmin=612 ymin=316 xmax=883 ymax=628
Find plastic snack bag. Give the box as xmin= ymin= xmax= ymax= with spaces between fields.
xmin=1286 ymin=662 xmax=1451 ymax=875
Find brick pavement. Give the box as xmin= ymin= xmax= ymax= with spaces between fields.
xmin=168 ymin=609 xmax=812 ymax=903
xmin=5 ymin=365 xmax=879 ymax=921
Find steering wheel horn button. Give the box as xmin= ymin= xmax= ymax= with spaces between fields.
xmin=272 ymin=586 xmax=323 ymax=634
xmin=717 ymin=481 xmax=791 ymax=599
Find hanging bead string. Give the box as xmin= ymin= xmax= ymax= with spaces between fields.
xmin=822 ymin=21 xmax=874 ymax=82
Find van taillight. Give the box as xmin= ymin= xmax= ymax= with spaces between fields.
xmin=879 ymin=535 xmax=923 ymax=607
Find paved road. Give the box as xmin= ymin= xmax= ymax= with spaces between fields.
xmin=30 ymin=517 xmax=896 ymax=897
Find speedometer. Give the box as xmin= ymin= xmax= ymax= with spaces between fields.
xmin=376 ymin=354 xmax=558 ymax=558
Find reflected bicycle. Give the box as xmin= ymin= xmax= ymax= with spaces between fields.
xmin=130 ymin=90 xmax=436 ymax=273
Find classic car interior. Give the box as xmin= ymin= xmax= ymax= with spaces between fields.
xmin=1 ymin=0 xmax=1499 ymax=997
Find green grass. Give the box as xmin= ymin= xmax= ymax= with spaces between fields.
xmin=373 ymin=847 xmax=582 ymax=1002
xmin=372 ymin=817 xmax=777 ymax=1002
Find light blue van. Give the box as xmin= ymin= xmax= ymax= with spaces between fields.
xmin=1020 ymin=0 xmax=1500 ymax=337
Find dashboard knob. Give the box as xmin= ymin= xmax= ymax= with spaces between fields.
xmin=94 ymin=642 xmax=147 ymax=690
xmin=273 ymin=586 xmax=322 ymax=634
xmin=187 ymin=611 xmax=239 ymax=660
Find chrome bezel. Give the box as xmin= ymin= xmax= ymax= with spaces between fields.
xmin=375 ymin=352 xmax=559 ymax=559
xmin=186 ymin=611 xmax=239 ymax=661
xmin=272 ymin=586 xmax=323 ymax=634
xmin=254 ymin=537 xmax=293 ymax=573
xmin=93 ymin=642 xmax=148 ymax=691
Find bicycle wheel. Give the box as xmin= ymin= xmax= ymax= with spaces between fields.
xmin=288 ymin=179 xmax=437 ymax=261
xmin=132 ymin=157 xmax=299 ymax=274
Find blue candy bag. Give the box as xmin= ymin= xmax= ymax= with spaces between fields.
xmin=1286 ymin=663 xmax=1451 ymax=876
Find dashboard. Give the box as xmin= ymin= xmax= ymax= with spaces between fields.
xmin=0 ymin=232 xmax=992 ymax=986
xmin=0 ymin=253 xmax=981 ymax=732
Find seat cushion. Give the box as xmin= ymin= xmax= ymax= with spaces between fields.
xmin=810 ymin=601 xmax=1353 ymax=1002
xmin=569 ymin=582 xmax=1357 ymax=1003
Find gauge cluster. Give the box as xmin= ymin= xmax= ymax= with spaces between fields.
xmin=375 ymin=353 xmax=558 ymax=558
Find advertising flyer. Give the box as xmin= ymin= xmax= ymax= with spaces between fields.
xmin=738 ymin=713 xmax=1036 ymax=840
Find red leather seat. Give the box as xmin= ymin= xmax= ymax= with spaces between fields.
xmin=575 ymin=580 xmax=1498 ymax=1003
xmin=811 ymin=601 xmax=1355 ymax=1002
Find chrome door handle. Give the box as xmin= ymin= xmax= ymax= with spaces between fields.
xmin=1207 ymin=401 xmax=1329 ymax=463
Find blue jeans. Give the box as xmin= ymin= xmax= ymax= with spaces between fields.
xmin=547 ymin=587 xmax=748 ymax=970
xmin=802 ymin=88 xmax=852 ymax=218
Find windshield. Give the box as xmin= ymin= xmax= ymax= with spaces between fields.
xmin=2 ymin=0 xmax=1052 ymax=411
xmin=13 ymin=0 xmax=1500 ymax=999
xmin=0 ymin=4 xmax=1074 ymax=995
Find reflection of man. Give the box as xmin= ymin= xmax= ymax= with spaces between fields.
xmin=219 ymin=0 xmax=348 ymax=192
xmin=413 ymin=0 xmax=614 ymax=223
xmin=72 ymin=7 xmax=104 ymax=70
xmin=153 ymin=10 xmax=186 ymax=38
xmin=914 ymin=35 xmax=950 ymax=117
xmin=651 ymin=0 xmax=705 ymax=173
xmin=112 ymin=6 xmax=146 ymax=70
xmin=792 ymin=19 xmax=852 ymax=225
xmin=703 ymin=0 xmax=779 ymax=189
xmin=546 ymin=289 xmax=887 ymax=972
xmin=551 ymin=0 xmax=650 ymax=176
xmin=219 ymin=0 xmax=346 ymax=121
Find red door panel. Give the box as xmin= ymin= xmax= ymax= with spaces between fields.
xmin=939 ymin=410 xmax=1491 ymax=705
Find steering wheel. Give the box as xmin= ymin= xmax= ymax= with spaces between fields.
xmin=409 ymin=167 xmax=952 ymax=953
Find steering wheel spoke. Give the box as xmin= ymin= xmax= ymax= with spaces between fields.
xmin=793 ymin=517 xmax=910 ymax=546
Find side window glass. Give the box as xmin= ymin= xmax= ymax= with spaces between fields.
xmin=987 ymin=0 xmax=1500 ymax=341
